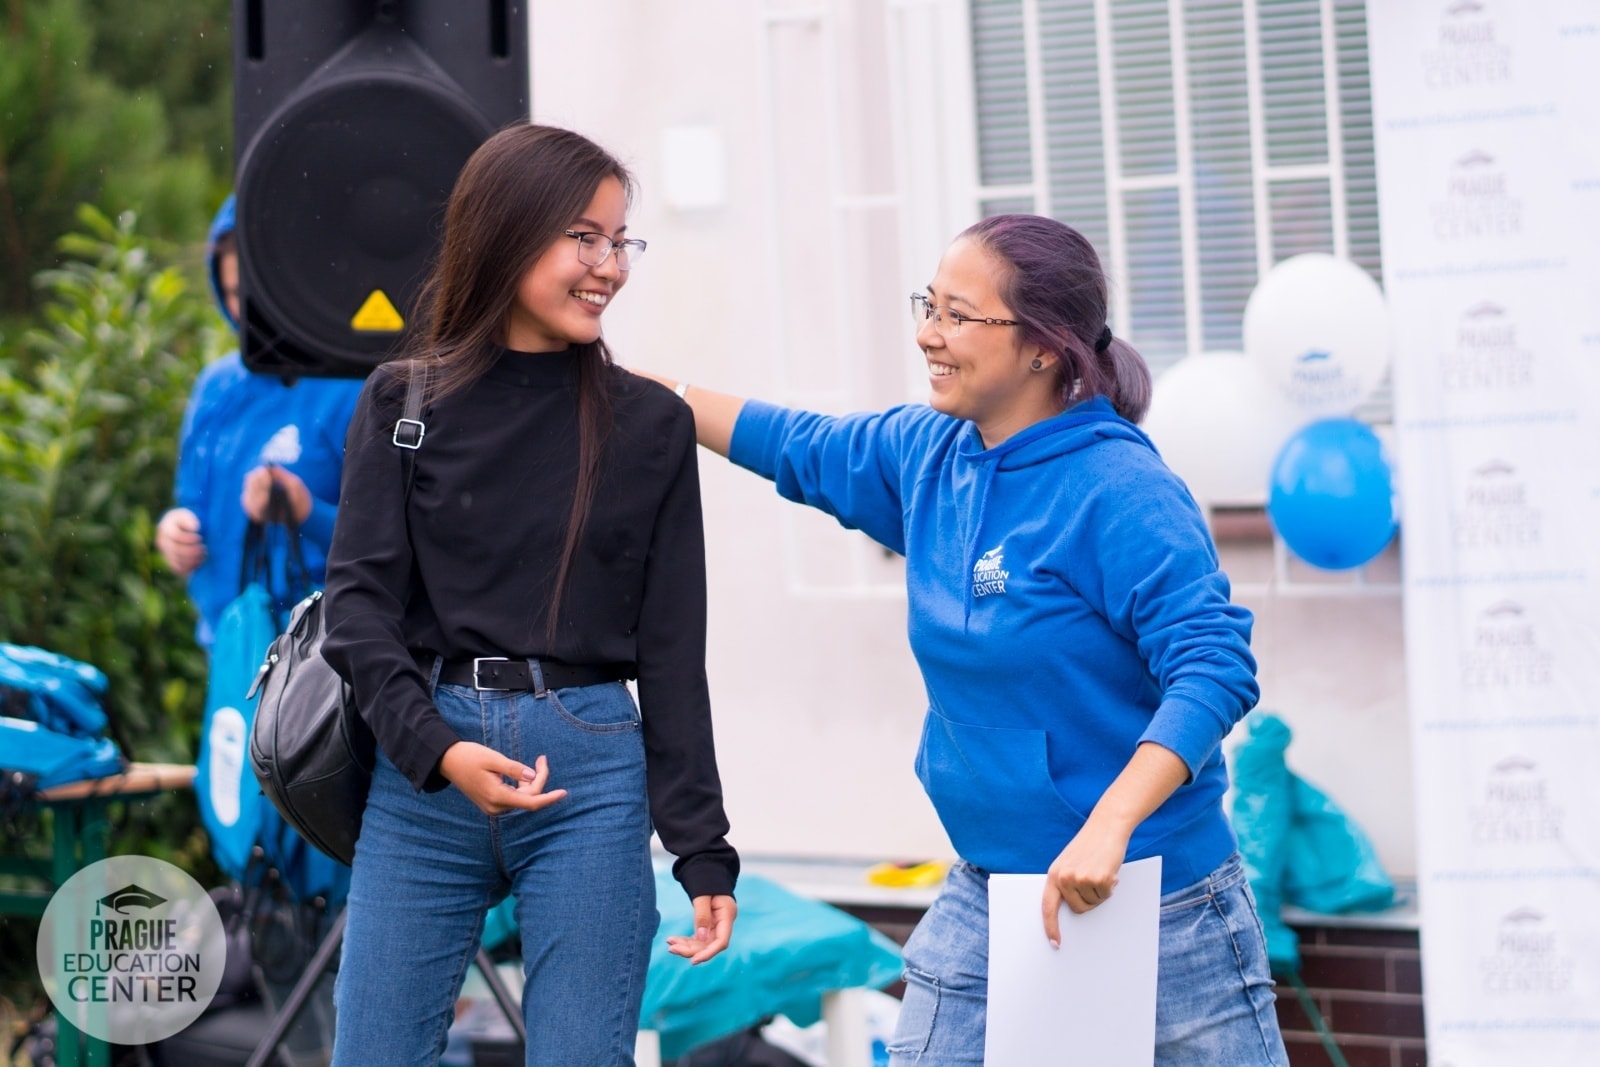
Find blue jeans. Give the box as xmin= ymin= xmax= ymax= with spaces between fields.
xmin=887 ymin=853 xmax=1288 ymax=1065
xmin=332 ymin=672 xmax=656 ymax=1067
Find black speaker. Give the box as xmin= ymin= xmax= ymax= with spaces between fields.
xmin=233 ymin=1 xmax=528 ymax=377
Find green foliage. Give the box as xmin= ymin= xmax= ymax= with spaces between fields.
xmin=0 ymin=209 xmax=226 ymax=1019
xmin=0 ymin=0 xmax=232 ymax=313
xmin=84 ymin=0 xmax=234 ymax=162
xmin=0 ymin=206 xmax=223 ymax=868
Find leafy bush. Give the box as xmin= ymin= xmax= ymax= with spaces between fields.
xmin=0 ymin=0 xmax=231 ymax=312
xmin=0 ymin=206 xmax=224 ymax=868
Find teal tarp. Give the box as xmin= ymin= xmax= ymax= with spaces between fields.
xmin=483 ymin=867 xmax=904 ymax=1060
xmin=1230 ymin=712 xmax=1395 ymax=971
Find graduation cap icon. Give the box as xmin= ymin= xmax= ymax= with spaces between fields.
xmin=96 ymin=884 xmax=168 ymax=915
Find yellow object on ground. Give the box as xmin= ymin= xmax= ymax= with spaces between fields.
xmin=865 ymin=861 xmax=948 ymax=888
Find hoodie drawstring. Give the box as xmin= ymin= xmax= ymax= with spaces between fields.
xmin=963 ymin=457 xmax=1001 ymax=632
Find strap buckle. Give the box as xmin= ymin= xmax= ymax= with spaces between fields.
xmin=393 ymin=418 xmax=426 ymax=450
xmin=471 ymin=657 xmax=513 ymax=691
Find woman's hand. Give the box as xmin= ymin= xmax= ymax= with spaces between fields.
xmin=241 ymin=465 xmax=313 ymax=524
xmin=665 ymin=893 xmax=737 ymax=965
xmin=1041 ymin=818 xmax=1133 ymax=945
xmin=438 ymin=745 xmax=567 ymax=816
xmin=155 ymin=507 xmax=206 ymax=575
xmin=1039 ymin=741 xmax=1191 ymax=947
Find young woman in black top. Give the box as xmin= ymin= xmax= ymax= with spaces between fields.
xmin=321 ymin=124 xmax=739 ymax=1066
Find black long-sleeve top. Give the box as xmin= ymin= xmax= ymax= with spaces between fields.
xmin=321 ymin=349 xmax=738 ymax=899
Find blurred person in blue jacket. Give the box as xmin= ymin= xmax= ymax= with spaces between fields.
xmin=640 ymin=214 xmax=1288 ymax=1066
xmin=155 ymin=195 xmax=364 ymax=647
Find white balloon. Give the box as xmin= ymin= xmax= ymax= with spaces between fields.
xmin=1243 ymin=253 xmax=1391 ymax=418
xmin=1142 ymin=351 xmax=1303 ymax=507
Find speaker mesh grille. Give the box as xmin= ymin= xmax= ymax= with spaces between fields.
xmin=238 ymin=74 xmax=491 ymax=363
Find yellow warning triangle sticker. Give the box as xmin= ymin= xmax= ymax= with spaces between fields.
xmin=351 ymin=290 xmax=404 ymax=332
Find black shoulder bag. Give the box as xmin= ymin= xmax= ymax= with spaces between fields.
xmin=247 ymin=366 xmax=428 ymax=865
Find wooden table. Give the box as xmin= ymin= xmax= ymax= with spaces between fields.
xmin=0 ymin=762 xmax=196 ymax=1067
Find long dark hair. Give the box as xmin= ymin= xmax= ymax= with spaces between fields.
xmin=962 ymin=214 xmax=1152 ymax=423
xmin=398 ymin=123 xmax=632 ymax=646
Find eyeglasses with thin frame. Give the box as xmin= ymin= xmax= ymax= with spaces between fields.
xmin=564 ymin=230 xmax=648 ymax=271
xmin=909 ymin=292 xmax=1019 ymax=338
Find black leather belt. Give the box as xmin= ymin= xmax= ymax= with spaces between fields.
xmin=438 ymin=656 xmax=632 ymax=692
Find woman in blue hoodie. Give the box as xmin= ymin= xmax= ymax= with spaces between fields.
xmin=645 ymin=214 xmax=1288 ymax=1065
xmin=155 ymin=195 xmax=364 ymax=647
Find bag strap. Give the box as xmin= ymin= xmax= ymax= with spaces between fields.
xmin=266 ymin=481 xmax=313 ymax=603
xmin=240 ymin=479 xmax=313 ymax=602
xmin=392 ymin=361 xmax=429 ymax=496
xmin=239 ymin=518 xmax=271 ymax=593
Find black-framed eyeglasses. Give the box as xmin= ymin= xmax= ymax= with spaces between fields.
xmin=564 ymin=230 xmax=648 ymax=270
xmin=909 ymin=292 xmax=1019 ymax=338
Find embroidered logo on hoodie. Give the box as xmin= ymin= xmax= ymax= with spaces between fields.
xmin=259 ymin=425 xmax=303 ymax=465
xmin=972 ymin=544 xmax=1009 ymax=598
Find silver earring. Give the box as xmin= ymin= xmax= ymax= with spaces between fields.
xmin=1031 ymin=358 xmax=1043 ymax=371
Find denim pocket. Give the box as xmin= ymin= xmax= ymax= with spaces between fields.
xmin=546 ymin=684 xmax=641 ymax=734
xmin=1159 ymin=886 xmax=1215 ymax=914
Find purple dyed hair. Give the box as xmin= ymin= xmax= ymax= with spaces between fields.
xmin=961 ymin=214 xmax=1152 ymax=423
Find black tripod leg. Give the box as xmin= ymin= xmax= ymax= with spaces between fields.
xmin=474 ymin=949 xmax=527 ymax=1045
xmin=245 ymin=909 xmax=347 ymax=1067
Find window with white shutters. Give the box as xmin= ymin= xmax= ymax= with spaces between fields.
xmin=968 ymin=0 xmax=1385 ymax=415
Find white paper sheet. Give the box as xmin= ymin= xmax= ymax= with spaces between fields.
xmin=985 ymin=856 xmax=1162 ymax=1066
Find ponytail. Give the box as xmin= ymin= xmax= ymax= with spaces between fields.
xmin=1099 ymin=338 xmax=1152 ymax=424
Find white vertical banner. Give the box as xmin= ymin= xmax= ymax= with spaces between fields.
xmin=1367 ymin=2 xmax=1600 ymax=1063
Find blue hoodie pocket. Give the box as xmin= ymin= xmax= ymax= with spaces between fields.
xmin=915 ymin=708 xmax=1089 ymax=873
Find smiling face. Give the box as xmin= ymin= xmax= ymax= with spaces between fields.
xmin=920 ymin=237 xmax=1059 ymax=447
xmin=503 ymin=175 xmax=630 ymax=352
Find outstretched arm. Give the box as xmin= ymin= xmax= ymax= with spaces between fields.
xmin=631 ymin=368 xmax=929 ymax=553
xmin=630 ymin=372 xmax=745 ymax=457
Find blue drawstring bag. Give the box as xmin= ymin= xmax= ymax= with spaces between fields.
xmin=195 ymin=497 xmax=350 ymax=905
xmin=196 ymin=583 xmax=280 ymax=882
xmin=0 ymin=644 xmax=123 ymax=791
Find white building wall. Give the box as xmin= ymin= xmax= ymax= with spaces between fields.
xmin=530 ymin=0 xmax=1416 ymax=877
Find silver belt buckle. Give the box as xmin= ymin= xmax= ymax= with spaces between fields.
xmin=472 ymin=657 xmax=512 ymax=691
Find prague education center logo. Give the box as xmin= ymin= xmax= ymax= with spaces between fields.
xmin=37 ymin=855 xmax=226 ymax=1045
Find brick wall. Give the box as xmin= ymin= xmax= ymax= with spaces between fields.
xmin=1276 ymin=922 xmax=1426 ymax=1067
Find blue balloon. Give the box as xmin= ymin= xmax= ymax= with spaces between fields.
xmin=1267 ymin=418 xmax=1396 ymax=570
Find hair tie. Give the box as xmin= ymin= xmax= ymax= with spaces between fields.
xmin=1095 ymin=324 xmax=1114 ymax=353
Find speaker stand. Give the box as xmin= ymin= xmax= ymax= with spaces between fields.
xmin=242 ymin=909 xmax=526 ymax=1067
